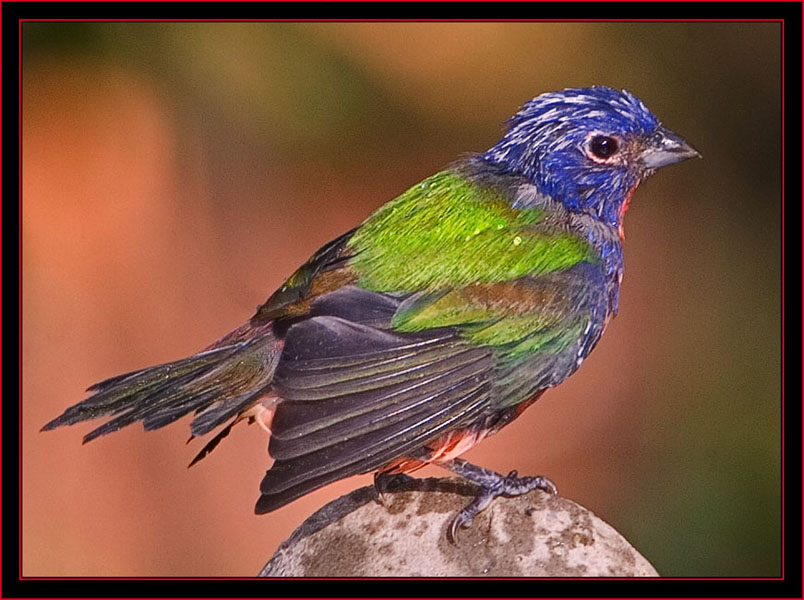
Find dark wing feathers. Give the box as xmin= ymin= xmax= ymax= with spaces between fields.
xmin=271 ymin=367 xmax=488 ymax=460
xmin=273 ymin=345 xmax=486 ymax=424
xmin=258 ymin=381 xmax=490 ymax=512
xmin=257 ymin=288 xmax=496 ymax=511
xmin=271 ymin=330 xmax=489 ymax=451
xmin=308 ymin=284 xmax=403 ymax=327
xmin=276 ymin=342 xmax=481 ymax=401
xmin=275 ymin=342 xmax=462 ymax=392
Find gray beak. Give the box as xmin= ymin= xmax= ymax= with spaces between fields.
xmin=641 ymin=127 xmax=701 ymax=169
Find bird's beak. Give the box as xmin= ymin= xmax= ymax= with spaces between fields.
xmin=641 ymin=127 xmax=701 ymax=169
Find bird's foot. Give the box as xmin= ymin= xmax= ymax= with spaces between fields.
xmin=373 ymin=471 xmax=414 ymax=507
xmin=440 ymin=458 xmax=557 ymax=544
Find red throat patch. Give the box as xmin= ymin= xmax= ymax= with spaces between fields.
xmin=618 ymin=184 xmax=638 ymax=241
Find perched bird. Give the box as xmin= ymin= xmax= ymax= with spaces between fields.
xmin=43 ymin=86 xmax=699 ymax=542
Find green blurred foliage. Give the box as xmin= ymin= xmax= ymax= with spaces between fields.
xmin=23 ymin=22 xmax=780 ymax=576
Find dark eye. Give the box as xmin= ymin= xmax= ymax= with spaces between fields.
xmin=588 ymin=135 xmax=619 ymax=159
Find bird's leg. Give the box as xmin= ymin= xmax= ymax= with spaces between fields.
xmin=439 ymin=457 xmax=558 ymax=544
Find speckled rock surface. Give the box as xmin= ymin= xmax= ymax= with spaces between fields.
xmin=260 ymin=477 xmax=658 ymax=577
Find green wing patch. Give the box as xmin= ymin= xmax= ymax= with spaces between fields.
xmin=347 ymin=171 xmax=596 ymax=293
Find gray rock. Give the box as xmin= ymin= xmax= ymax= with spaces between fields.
xmin=260 ymin=477 xmax=659 ymax=577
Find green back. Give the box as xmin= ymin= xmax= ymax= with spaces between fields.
xmin=347 ymin=171 xmax=597 ymax=293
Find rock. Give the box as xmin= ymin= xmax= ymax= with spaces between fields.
xmin=259 ymin=477 xmax=659 ymax=577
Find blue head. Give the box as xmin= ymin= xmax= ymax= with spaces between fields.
xmin=483 ymin=87 xmax=699 ymax=229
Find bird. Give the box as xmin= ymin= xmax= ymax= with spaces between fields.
xmin=43 ymin=86 xmax=700 ymax=543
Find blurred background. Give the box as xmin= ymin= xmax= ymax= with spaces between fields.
xmin=22 ymin=22 xmax=780 ymax=577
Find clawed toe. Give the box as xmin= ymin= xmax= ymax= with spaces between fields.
xmin=501 ymin=472 xmax=558 ymax=496
xmin=439 ymin=458 xmax=558 ymax=544
xmin=447 ymin=510 xmax=473 ymax=544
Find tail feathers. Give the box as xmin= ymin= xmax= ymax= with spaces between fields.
xmin=187 ymin=418 xmax=239 ymax=468
xmin=188 ymin=401 xmax=275 ymax=468
xmin=44 ymin=347 xmax=238 ymax=430
xmin=189 ymin=386 xmax=268 ymax=437
xmin=42 ymin=335 xmax=281 ymax=445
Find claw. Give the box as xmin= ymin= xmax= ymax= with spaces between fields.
xmin=447 ymin=510 xmax=472 ymax=544
xmin=439 ymin=458 xmax=558 ymax=544
xmin=446 ymin=488 xmax=497 ymax=544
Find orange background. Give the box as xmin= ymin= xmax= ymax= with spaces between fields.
xmin=22 ymin=22 xmax=780 ymax=576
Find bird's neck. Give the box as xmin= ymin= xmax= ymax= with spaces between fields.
xmin=568 ymin=207 xmax=625 ymax=316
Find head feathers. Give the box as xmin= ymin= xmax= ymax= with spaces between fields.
xmin=483 ymin=87 xmax=663 ymax=229
xmin=504 ymin=87 xmax=659 ymax=138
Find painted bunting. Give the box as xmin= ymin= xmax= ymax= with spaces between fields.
xmin=44 ymin=87 xmax=699 ymax=542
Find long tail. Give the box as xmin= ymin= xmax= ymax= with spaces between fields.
xmin=42 ymin=325 xmax=281 ymax=446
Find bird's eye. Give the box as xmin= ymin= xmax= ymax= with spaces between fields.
xmin=588 ymin=135 xmax=619 ymax=160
